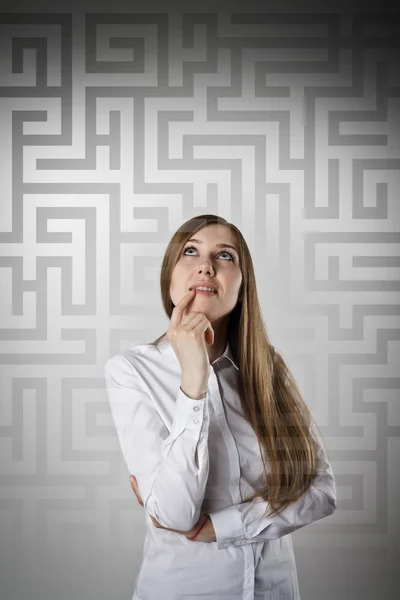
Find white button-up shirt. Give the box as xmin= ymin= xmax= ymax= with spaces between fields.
xmin=104 ymin=337 xmax=337 ymax=600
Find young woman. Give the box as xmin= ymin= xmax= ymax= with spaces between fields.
xmin=104 ymin=214 xmax=337 ymax=600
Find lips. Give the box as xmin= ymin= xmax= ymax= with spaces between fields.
xmin=191 ymin=287 xmax=217 ymax=294
xmin=192 ymin=288 xmax=217 ymax=296
xmin=189 ymin=282 xmax=218 ymax=293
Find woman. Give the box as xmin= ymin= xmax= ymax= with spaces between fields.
xmin=104 ymin=214 xmax=337 ymax=600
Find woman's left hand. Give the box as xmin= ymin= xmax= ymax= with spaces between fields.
xmin=129 ymin=475 xmax=216 ymax=542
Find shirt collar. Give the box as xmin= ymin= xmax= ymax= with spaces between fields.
xmin=158 ymin=336 xmax=239 ymax=371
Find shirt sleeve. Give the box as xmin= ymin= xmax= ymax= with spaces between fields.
xmin=207 ymin=420 xmax=337 ymax=550
xmin=104 ymin=353 xmax=210 ymax=532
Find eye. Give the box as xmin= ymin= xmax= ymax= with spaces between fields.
xmin=183 ymin=245 xmax=235 ymax=262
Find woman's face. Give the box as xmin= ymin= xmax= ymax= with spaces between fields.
xmin=169 ymin=224 xmax=243 ymax=322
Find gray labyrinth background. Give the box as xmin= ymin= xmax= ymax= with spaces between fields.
xmin=0 ymin=1 xmax=400 ymax=599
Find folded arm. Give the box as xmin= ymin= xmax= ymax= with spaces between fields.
xmin=104 ymin=354 xmax=211 ymax=532
xmin=207 ymin=422 xmax=337 ymax=550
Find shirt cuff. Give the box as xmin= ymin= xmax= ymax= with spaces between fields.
xmin=169 ymin=387 xmax=208 ymax=439
xmin=208 ymin=505 xmax=247 ymax=550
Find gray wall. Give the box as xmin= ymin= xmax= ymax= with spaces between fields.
xmin=0 ymin=1 xmax=399 ymax=599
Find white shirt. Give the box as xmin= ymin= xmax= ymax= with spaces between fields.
xmin=104 ymin=337 xmax=337 ymax=600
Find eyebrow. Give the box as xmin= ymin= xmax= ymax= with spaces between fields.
xmin=186 ymin=238 xmax=238 ymax=253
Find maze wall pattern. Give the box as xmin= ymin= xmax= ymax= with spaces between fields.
xmin=0 ymin=4 xmax=399 ymax=600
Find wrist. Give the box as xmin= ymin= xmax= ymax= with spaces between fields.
xmin=180 ymin=384 xmax=207 ymax=400
xmin=187 ymin=514 xmax=209 ymax=540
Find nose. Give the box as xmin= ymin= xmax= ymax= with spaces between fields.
xmin=198 ymin=262 xmax=214 ymax=276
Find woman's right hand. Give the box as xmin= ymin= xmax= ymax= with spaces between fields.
xmin=167 ymin=290 xmax=214 ymax=396
xmin=149 ymin=508 xmax=208 ymax=538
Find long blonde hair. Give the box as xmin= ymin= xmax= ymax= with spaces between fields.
xmin=151 ymin=214 xmax=324 ymax=518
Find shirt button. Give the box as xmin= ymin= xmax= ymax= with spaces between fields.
xmin=193 ymin=418 xmax=199 ymax=424
xmin=193 ymin=406 xmax=200 ymax=411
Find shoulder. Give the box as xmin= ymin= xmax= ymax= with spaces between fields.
xmin=104 ymin=343 xmax=159 ymax=382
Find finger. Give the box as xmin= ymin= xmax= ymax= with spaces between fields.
xmin=181 ymin=312 xmax=205 ymax=329
xmin=180 ymin=313 xmax=214 ymax=345
xmin=192 ymin=317 xmax=214 ymax=344
xmin=150 ymin=516 xmax=162 ymax=528
xmin=170 ymin=290 xmax=195 ymax=328
xmin=129 ymin=476 xmax=144 ymax=506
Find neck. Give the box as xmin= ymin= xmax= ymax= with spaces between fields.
xmin=207 ymin=316 xmax=229 ymax=363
